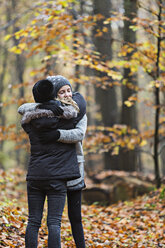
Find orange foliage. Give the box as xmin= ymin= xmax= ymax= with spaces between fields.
xmin=4 ymin=1 xmax=165 ymax=166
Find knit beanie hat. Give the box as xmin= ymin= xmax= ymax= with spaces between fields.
xmin=32 ymin=79 xmax=55 ymax=103
xmin=47 ymin=75 xmax=72 ymax=98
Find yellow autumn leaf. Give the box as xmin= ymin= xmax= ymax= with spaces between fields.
xmin=43 ymin=55 xmax=51 ymax=61
xmin=107 ymin=70 xmax=123 ymax=80
xmin=18 ymin=43 xmax=27 ymax=50
xmin=127 ymin=143 xmax=134 ymax=150
xmin=9 ymin=46 xmax=22 ymax=54
xmin=131 ymin=129 xmax=138 ymax=134
xmin=15 ymin=29 xmax=25 ymax=39
xmin=30 ymin=70 xmax=39 ymax=76
xmin=48 ymin=16 xmax=54 ymax=21
xmin=111 ymin=146 xmax=119 ymax=155
xmin=30 ymin=30 xmax=37 ymax=38
xmin=4 ymin=34 xmax=12 ymax=41
xmin=103 ymin=27 xmax=108 ymax=32
xmin=31 ymin=19 xmax=37 ymax=25
xmin=140 ymin=140 xmax=147 ymax=146
xmin=124 ymin=100 xmax=134 ymax=107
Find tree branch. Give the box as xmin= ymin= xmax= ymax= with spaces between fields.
xmin=138 ymin=1 xmax=159 ymax=17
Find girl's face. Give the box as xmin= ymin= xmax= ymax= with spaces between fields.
xmin=57 ymin=85 xmax=72 ymax=99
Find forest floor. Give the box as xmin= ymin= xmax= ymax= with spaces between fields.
xmin=0 ymin=168 xmax=165 ymax=248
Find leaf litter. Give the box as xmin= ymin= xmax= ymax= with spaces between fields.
xmin=0 ymin=169 xmax=164 ymax=247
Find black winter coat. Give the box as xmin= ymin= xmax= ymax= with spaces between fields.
xmin=22 ymin=117 xmax=80 ymax=181
xmin=21 ymin=93 xmax=86 ymax=181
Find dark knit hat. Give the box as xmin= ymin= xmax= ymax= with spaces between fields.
xmin=32 ymin=79 xmax=55 ymax=103
xmin=47 ymin=75 xmax=72 ymax=98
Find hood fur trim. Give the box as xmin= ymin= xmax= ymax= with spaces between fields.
xmin=21 ymin=109 xmax=54 ymax=124
xmin=18 ymin=103 xmax=40 ymax=115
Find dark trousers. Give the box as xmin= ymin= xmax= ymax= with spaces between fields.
xmin=25 ymin=180 xmax=66 ymax=248
xmin=67 ymin=190 xmax=85 ymax=248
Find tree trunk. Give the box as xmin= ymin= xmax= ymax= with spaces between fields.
xmin=120 ymin=0 xmax=139 ymax=172
xmin=0 ymin=47 xmax=8 ymax=153
xmin=160 ymin=91 xmax=165 ymax=177
xmin=0 ymin=46 xmax=7 ymax=169
xmin=12 ymin=0 xmax=25 ymax=167
xmin=93 ymin=0 xmax=118 ymax=170
xmin=0 ymin=2 xmax=11 ymax=167
xmin=153 ymin=0 xmax=162 ymax=188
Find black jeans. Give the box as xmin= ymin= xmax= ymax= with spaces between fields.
xmin=25 ymin=180 xmax=66 ymax=248
xmin=67 ymin=190 xmax=85 ymax=248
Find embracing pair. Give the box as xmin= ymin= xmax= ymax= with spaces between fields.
xmin=18 ymin=75 xmax=87 ymax=248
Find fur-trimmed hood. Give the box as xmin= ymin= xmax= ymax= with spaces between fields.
xmin=18 ymin=103 xmax=54 ymax=125
xmin=21 ymin=108 xmax=54 ymax=125
xmin=18 ymin=103 xmax=40 ymax=115
xmin=18 ymin=102 xmax=78 ymax=125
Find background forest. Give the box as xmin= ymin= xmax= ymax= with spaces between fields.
xmin=0 ymin=0 xmax=165 ymax=247
xmin=0 ymin=0 xmax=165 ymax=189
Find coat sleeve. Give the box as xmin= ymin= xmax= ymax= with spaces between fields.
xmin=72 ymin=92 xmax=86 ymax=124
xmin=18 ymin=103 xmax=40 ymax=115
xmin=21 ymin=123 xmax=31 ymax=134
xmin=61 ymin=105 xmax=78 ymax=119
xmin=18 ymin=102 xmax=78 ymax=119
xmin=57 ymin=114 xmax=87 ymax=143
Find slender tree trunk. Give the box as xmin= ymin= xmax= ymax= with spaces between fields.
xmin=0 ymin=46 xmax=7 ymax=169
xmin=0 ymin=2 xmax=11 ymax=161
xmin=78 ymin=0 xmax=101 ymax=172
xmin=120 ymin=0 xmax=139 ymax=172
xmin=160 ymin=91 xmax=165 ymax=177
xmin=12 ymin=0 xmax=25 ymax=166
xmin=153 ymin=0 xmax=162 ymax=188
xmin=0 ymin=47 xmax=8 ymax=154
xmin=70 ymin=3 xmax=80 ymax=92
xmin=93 ymin=0 xmax=118 ymax=170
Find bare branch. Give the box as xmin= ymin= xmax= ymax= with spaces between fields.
xmin=138 ymin=1 xmax=159 ymax=17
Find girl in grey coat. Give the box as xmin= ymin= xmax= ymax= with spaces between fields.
xmin=58 ymin=111 xmax=87 ymax=248
xmin=40 ymin=75 xmax=87 ymax=248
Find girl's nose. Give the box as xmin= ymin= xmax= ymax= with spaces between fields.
xmin=65 ymin=92 xmax=70 ymax=97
